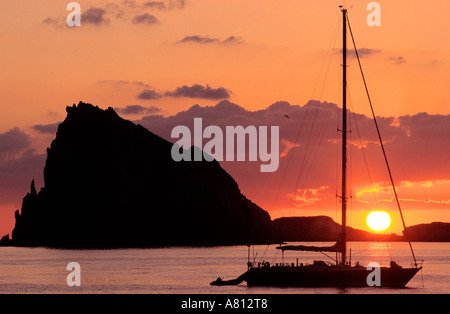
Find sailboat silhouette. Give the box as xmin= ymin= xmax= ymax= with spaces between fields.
xmin=211 ymin=6 xmax=422 ymax=288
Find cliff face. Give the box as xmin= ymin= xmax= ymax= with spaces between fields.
xmin=9 ymin=102 xmax=273 ymax=247
xmin=272 ymin=216 xmax=403 ymax=242
xmin=405 ymin=222 xmax=450 ymax=242
xmin=272 ymin=216 xmax=340 ymax=241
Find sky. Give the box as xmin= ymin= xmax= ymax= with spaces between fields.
xmin=0 ymin=0 xmax=449 ymax=236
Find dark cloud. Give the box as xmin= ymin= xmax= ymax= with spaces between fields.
xmin=355 ymin=48 xmax=381 ymax=57
xmin=178 ymin=35 xmax=219 ymax=44
xmin=32 ymin=123 xmax=60 ymax=134
xmin=132 ymin=13 xmax=159 ymax=25
xmin=172 ymin=0 xmax=186 ymax=9
xmin=0 ymin=128 xmax=31 ymax=158
xmin=81 ymin=7 xmax=109 ymax=25
xmin=123 ymin=0 xmax=139 ymax=8
xmin=222 ymin=36 xmax=244 ymax=45
xmin=105 ymin=3 xmax=126 ymax=19
xmin=165 ymin=84 xmax=231 ymax=99
xmin=137 ymin=89 xmax=163 ymax=100
xmin=0 ymin=149 xmax=46 ymax=207
xmin=178 ymin=35 xmax=243 ymax=45
xmin=143 ymin=1 xmax=166 ymax=10
xmin=388 ymin=56 xmax=406 ymax=65
xmin=337 ymin=48 xmax=381 ymax=58
xmin=143 ymin=0 xmax=186 ymax=10
xmin=42 ymin=17 xmax=59 ymax=25
xmin=42 ymin=16 xmax=66 ymax=27
xmin=115 ymin=105 xmax=161 ymax=115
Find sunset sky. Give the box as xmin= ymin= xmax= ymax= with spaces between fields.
xmin=0 ymin=0 xmax=449 ymax=236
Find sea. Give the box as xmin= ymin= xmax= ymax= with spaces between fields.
xmin=0 ymin=242 xmax=448 ymax=295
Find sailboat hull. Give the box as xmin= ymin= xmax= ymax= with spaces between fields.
xmin=243 ymin=265 xmax=421 ymax=288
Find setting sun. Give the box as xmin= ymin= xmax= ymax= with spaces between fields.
xmin=366 ymin=211 xmax=391 ymax=232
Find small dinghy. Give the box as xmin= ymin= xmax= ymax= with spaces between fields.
xmin=210 ymin=275 xmax=245 ymax=286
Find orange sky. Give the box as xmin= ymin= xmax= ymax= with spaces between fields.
xmin=0 ymin=0 xmax=449 ymax=236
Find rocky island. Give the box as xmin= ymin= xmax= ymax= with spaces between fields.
xmin=2 ymin=102 xmax=273 ymax=247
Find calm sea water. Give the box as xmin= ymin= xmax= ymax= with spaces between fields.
xmin=0 ymin=242 xmax=448 ymax=294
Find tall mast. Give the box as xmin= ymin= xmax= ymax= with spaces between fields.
xmin=340 ymin=7 xmax=347 ymax=265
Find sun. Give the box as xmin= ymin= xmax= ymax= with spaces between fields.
xmin=366 ymin=211 xmax=391 ymax=232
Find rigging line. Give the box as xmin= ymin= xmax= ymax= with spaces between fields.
xmin=270 ymin=99 xmax=309 ymax=213
xmin=259 ymin=244 xmax=270 ymax=262
xmin=300 ymin=30 xmax=341 ymax=188
xmin=387 ymin=243 xmax=392 ymax=261
xmin=270 ymin=16 xmax=341 ymax=215
xmin=348 ymin=89 xmax=378 ymax=204
xmin=288 ymin=99 xmax=324 ymax=211
xmin=311 ymin=16 xmax=342 ymax=102
xmin=300 ymin=43 xmax=341 ymax=195
xmin=300 ymin=101 xmax=336 ymax=193
xmin=347 ymin=16 xmax=418 ymax=266
xmin=288 ymin=19 xmax=341 ymax=212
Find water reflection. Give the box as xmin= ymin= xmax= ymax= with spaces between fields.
xmin=0 ymin=242 xmax=447 ymax=293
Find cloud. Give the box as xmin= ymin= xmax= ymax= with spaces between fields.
xmin=98 ymin=80 xmax=150 ymax=88
xmin=32 ymin=123 xmax=60 ymax=134
xmin=171 ymin=0 xmax=186 ymax=10
xmin=142 ymin=0 xmax=186 ymax=11
xmin=178 ymin=35 xmax=243 ymax=45
xmin=136 ymin=84 xmax=232 ymax=100
xmin=0 ymin=148 xmax=46 ymax=206
xmin=42 ymin=16 xmax=67 ymax=28
xmin=143 ymin=1 xmax=167 ymax=10
xmin=42 ymin=17 xmax=57 ymax=25
xmin=165 ymin=84 xmax=232 ymax=99
xmin=355 ymin=48 xmax=381 ymax=57
xmin=388 ymin=56 xmax=406 ymax=65
xmin=337 ymin=48 xmax=381 ymax=58
xmin=42 ymin=17 xmax=61 ymax=25
xmin=222 ymin=36 xmax=244 ymax=45
xmin=0 ymin=128 xmax=31 ymax=159
xmin=132 ymin=13 xmax=159 ymax=25
xmin=115 ymin=105 xmax=161 ymax=115
xmin=178 ymin=35 xmax=219 ymax=44
xmin=123 ymin=0 xmax=139 ymax=8
xmin=137 ymin=89 xmax=163 ymax=100
xmin=81 ymin=7 xmax=110 ymax=25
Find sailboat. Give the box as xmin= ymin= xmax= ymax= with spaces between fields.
xmin=211 ymin=7 xmax=422 ymax=288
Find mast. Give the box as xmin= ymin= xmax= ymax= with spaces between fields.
xmin=340 ymin=6 xmax=347 ymax=265
xmin=278 ymin=7 xmax=349 ymax=264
